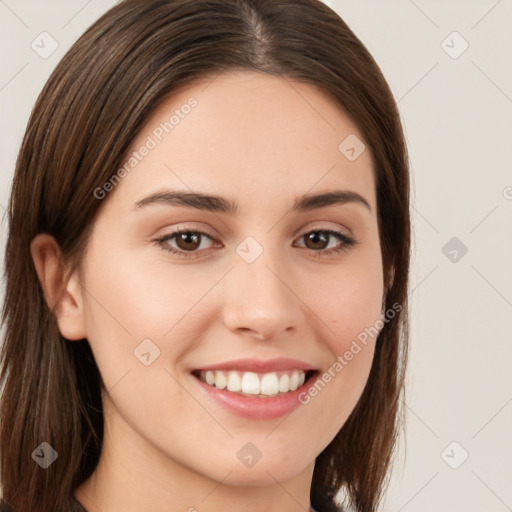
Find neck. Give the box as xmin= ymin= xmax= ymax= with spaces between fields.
xmin=74 ymin=395 xmax=315 ymax=512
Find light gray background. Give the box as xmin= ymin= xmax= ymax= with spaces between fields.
xmin=1 ymin=1 xmax=511 ymax=511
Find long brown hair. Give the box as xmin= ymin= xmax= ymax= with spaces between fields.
xmin=0 ymin=1 xmax=410 ymax=510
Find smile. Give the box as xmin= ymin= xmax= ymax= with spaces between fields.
xmin=192 ymin=369 xmax=316 ymax=397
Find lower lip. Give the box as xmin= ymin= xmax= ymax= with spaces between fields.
xmin=192 ymin=372 xmax=318 ymax=420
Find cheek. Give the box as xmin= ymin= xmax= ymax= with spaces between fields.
xmin=79 ymin=243 xmax=227 ymax=380
xmin=295 ymin=244 xmax=383 ymax=421
xmin=299 ymin=266 xmax=383 ymax=438
xmin=330 ymin=273 xmax=383 ymax=346
xmin=303 ymin=253 xmax=384 ymax=354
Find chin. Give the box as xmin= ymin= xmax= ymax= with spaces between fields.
xmin=225 ymin=458 xmax=311 ymax=487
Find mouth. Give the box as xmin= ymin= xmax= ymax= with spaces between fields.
xmin=190 ymin=360 xmax=321 ymax=419
xmin=191 ymin=369 xmax=319 ymax=398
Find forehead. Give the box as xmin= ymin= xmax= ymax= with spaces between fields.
xmin=110 ymin=70 xmax=375 ymax=215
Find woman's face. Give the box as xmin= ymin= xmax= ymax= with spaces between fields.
xmin=76 ymin=70 xmax=384 ymax=487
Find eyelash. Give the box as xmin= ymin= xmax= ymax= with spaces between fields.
xmin=154 ymin=228 xmax=358 ymax=259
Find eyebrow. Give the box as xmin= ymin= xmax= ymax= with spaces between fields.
xmin=133 ymin=189 xmax=371 ymax=214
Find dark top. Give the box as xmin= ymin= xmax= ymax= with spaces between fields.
xmin=71 ymin=497 xmax=88 ymax=512
xmin=0 ymin=496 xmax=87 ymax=511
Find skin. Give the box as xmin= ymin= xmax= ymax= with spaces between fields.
xmin=31 ymin=70 xmax=388 ymax=512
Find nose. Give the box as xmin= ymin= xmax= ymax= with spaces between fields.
xmin=221 ymin=248 xmax=305 ymax=341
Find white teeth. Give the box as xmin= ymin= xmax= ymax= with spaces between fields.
xmin=205 ymin=371 xmax=215 ymax=386
xmin=214 ymin=371 xmax=227 ymax=390
xmin=260 ymin=373 xmax=279 ymax=395
xmin=289 ymin=371 xmax=299 ymax=391
xmin=241 ymin=372 xmax=260 ymax=394
xmin=278 ymin=373 xmax=290 ymax=392
xmin=197 ymin=369 xmax=308 ymax=397
xmin=227 ymin=371 xmax=242 ymax=392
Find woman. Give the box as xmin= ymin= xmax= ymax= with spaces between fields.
xmin=0 ymin=0 xmax=410 ymax=511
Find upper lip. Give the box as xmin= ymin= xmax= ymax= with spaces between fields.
xmin=192 ymin=357 xmax=317 ymax=373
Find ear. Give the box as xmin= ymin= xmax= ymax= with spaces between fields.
xmin=30 ymin=233 xmax=87 ymax=341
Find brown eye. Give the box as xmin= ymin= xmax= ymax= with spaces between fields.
xmin=175 ymin=232 xmax=202 ymax=251
xmin=156 ymin=229 xmax=215 ymax=256
xmin=303 ymin=231 xmax=330 ymax=250
xmin=296 ymin=229 xmax=357 ymax=257
xmin=156 ymin=228 xmax=357 ymax=260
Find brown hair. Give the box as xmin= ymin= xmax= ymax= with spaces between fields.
xmin=0 ymin=1 xmax=410 ymax=510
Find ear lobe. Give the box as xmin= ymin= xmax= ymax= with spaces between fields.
xmin=30 ymin=233 xmax=87 ymax=341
